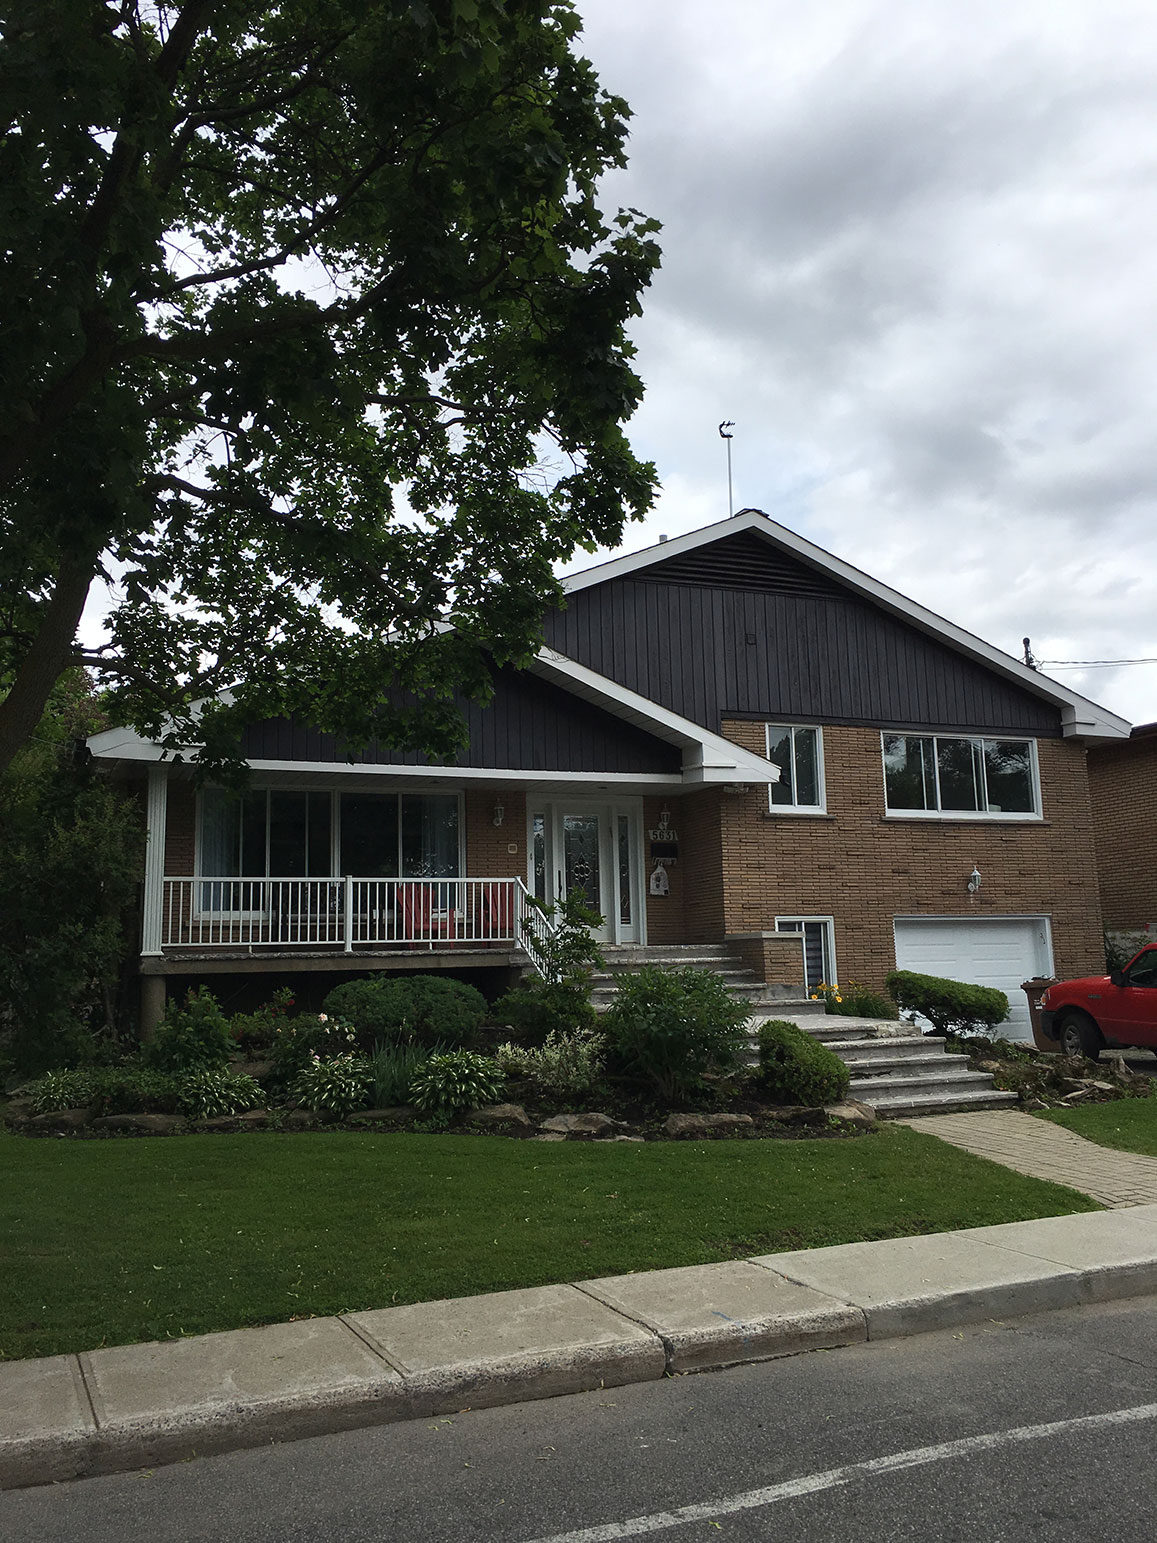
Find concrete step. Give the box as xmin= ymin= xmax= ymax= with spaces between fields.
xmin=824 ymin=1035 xmax=947 ymax=1062
xmin=862 ymin=1087 xmax=1019 ymax=1118
xmin=843 ymin=1052 xmax=972 ymax=1080
xmin=849 ymin=1068 xmax=996 ymax=1096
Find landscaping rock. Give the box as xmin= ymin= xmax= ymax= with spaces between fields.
xmin=823 ymin=1099 xmax=877 ymax=1129
xmin=600 ymin=1134 xmax=645 ymax=1143
xmin=199 ymin=1115 xmax=242 ymax=1132
xmin=540 ymin=1112 xmax=625 ymax=1136
xmin=91 ymin=1113 xmax=185 ymax=1135
xmin=465 ymin=1103 xmax=532 ymax=1129
xmin=345 ymin=1106 xmax=414 ymax=1126
xmin=25 ymin=1108 xmax=90 ymax=1133
xmin=533 ymin=1132 xmax=567 ymax=1142
xmin=764 ymin=1105 xmax=828 ymax=1128
xmin=280 ymin=1110 xmax=317 ymax=1130
xmin=664 ymin=1112 xmax=754 ymax=1138
xmin=3 ymin=1096 xmax=36 ymax=1122
xmin=235 ymin=1110 xmax=273 ymax=1128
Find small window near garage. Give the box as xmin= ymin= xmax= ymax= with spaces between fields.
xmin=881 ymin=734 xmax=1038 ymax=818
xmin=775 ymin=917 xmax=836 ymax=995
xmin=766 ymin=725 xmax=825 ymax=813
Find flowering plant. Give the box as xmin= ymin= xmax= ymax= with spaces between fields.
xmin=290 ymin=1052 xmax=372 ymax=1115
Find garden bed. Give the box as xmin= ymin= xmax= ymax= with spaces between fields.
xmin=946 ymin=1035 xmax=1155 ymax=1109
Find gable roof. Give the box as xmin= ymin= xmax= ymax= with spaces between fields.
xmin=563 ymin=509 xmax=1131 ymax=741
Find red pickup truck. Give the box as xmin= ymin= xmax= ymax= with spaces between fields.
xmin=1040 ymin=944 xmax=1157 ymax=1059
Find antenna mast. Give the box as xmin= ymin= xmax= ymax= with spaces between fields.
xmin=718 ymin=420 xmax=735 ymax=516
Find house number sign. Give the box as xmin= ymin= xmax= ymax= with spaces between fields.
xmin=648 ymin=806 xmax=679 ymax=867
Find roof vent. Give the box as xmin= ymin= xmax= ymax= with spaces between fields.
xmin=658 ymin=533 xmax=668 ymax=544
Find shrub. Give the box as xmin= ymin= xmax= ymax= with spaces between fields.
xmin=26 ymin=1065 xmax=183 ymax=1114
xmin=369 ymin=1038 xmax=448 ymax=1107
xmin=268 ymin=1013 xmax=359 ymax=1081
xmin=291 ymin=1053 xmax=373 ymax=1115
xmin=176 ymin=1068 xmax=264 ymax=1121
xmin=229 ymin=987 xmax=297 ymax=1054
xmin=26 ymin=1068 xmax=100 ymax=1113
xmin=145 ymin=987 xmax=233 ymax=1073
xmin=885 ymin=970 xmax=1009 ymax=1036
xmin=409 ymin=1051 xmax=503 ymax=1117
xmin=495 ymin=1024 xmax=605 ymax=1097
xmin=1105 ymin=931 xmax=1150 ymax=973
xmin=757 ymin=1020 xmax=850 ymax=1106
xmin=322 ymin=975 xmax=488 ymax=1050
xmin=494 ymin=890 xmax=604 ymax=1043
xmin=601 ymin=966 xmax=751 ymax=1103
xmin=811 ymin=981 xmax=898 ymax=1020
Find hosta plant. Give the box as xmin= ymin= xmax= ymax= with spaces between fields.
xmin=409 ymin=1051 xmax=503 ymax=1117
xmin=291 ymin=1052 xmax=373 ymax=1116
xmin=27 ymin=1068 xmax=100 ymax=1113
xmin=177 ymin=1069 xmax=264 ymax=1121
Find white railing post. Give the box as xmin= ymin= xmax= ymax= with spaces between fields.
xmin=344 ymin=875 xmax=354 ymax=952
xmin=142 ymin=765 xmax=168 ymax=955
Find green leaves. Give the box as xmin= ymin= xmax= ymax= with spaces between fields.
xmin=0 ymin=0 xmax=660 ymax=774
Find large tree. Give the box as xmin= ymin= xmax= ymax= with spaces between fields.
xmin=0 ymin=0 xmax=660 ymax=774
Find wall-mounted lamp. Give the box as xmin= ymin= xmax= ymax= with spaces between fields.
xmin=492 ymin=802 xmax=505 ymax=827
xmin=967 ymin=866 xmax=982 ymax=894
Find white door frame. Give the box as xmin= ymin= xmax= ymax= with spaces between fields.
xmin=526 ymin=796 xmax=646 ymax=946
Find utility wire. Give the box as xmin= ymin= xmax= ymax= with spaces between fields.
xmin=1040 ymin=657 xmax=1157 ymax=668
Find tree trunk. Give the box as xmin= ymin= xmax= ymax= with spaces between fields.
xmin=0 ymin=557 xmax=96 ymax=774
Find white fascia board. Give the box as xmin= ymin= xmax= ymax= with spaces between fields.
xmin=529 ymin=648 xmax=781 ymax=784
xmin=563 ymin=509 xmax=1131 ymax=742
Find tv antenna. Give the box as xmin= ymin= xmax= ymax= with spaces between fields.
xmin=718 ymin=421 xmax=735 ymax=516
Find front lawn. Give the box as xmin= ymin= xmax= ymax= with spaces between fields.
xmin=1039 ymin=1097 xmax=1157 ymax=1157
xmin=1 ymin=1125 xmax=1098 ymax=1362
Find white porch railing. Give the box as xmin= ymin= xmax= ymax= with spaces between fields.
xmin=155 ymin=876 xmax=554 ymax=974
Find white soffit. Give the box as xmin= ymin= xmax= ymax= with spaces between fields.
xmin=563 ymin=509 xmax=1132 ymax=741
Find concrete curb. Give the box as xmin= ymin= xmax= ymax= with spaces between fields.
xmin=6 ymin=1205 xmax=1157 ymax=1491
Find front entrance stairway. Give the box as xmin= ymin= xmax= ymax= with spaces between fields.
xmin=590 ymin=946 xmax=1014 ymax=1118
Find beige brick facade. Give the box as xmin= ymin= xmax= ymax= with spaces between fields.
xmin=1088 ymin=730 xmax=1157 ymax=932
xmin=713 ymin=720 xmax=1104 ymax=991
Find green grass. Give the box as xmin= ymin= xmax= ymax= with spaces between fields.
xmin=1039 ymin=1097 xmax=1157 ymax=1157
xmin=1 ymin=1125 xmax=1098 ymax=1362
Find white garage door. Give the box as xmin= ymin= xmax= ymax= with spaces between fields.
xmin=893 ymin=917 xmax=1053 ymax=1041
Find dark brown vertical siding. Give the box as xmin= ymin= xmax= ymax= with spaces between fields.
xmin=544 ymin=580 xmax=1061 ymax=737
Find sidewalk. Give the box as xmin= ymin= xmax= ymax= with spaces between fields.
xmin=7 ymin=1202 xmax=1157 ymax=1491
xmin=898 ymin=1110 xmax=1157 ymax=1207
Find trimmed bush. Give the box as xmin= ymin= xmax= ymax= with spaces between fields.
xmin=601 ymin=966 xmax=751 ymax=1103
xmin=885 ymin=970 xmax=1009 ymax=1036
xmin=291 ymin=1053 xmax=373 ymax=1116
xmin=228 ymin=987 xmax=297 ymax=1054
xmin=409 ymin=1051 xmax=503 ymax=1117
xmin=145 ymin=988 xmax=233 ymax=1073
xmin=176 ymin=1069 xmax=264 ymax=1121
xmin=322 ymin=975 xmax=488 ymax=1050
xmin=757 ymin=1020 xmax=850 ymax=1106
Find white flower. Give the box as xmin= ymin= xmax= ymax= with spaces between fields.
xmin=317 ymin=1012 xmax=329 ymax=1023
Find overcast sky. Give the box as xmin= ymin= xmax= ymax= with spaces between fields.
xmin=562 ymin=0 xmax=1157 ymax=725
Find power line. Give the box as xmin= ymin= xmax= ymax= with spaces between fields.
xmin=1040 ymin=657 xmax=1157 ymax=668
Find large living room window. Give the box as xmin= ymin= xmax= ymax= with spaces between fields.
xmin=765 ymin=724 xmax=825 ymax=812
xmin=881 ymin=734 xmax=1038 ymax=817
xmin=199 ymin=789 xmax=461 ymax=884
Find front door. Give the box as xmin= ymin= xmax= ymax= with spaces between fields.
xmin=528 ymin=801 xmax=643 ymax=945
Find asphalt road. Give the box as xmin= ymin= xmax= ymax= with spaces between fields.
xmin=5 ymin=1295 xmax=1157 ymax=1542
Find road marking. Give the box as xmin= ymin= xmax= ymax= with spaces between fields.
xmin=520 ymin=1402 xmax=1157 ymax=1543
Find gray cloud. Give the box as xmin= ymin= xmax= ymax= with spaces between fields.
xmin=573 ymin=0 xmax=1157 ymax=721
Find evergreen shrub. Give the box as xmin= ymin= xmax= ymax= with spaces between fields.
xmin=885 ymin=970 xmax=1009 ymax=1036
xmin=757 ymin=1020 xmax=850 ymax=1106
xmin=601 ymin=966 xmax=750 ymax=1102
xmin=322 ymin=975 xmax=487 ymax=1050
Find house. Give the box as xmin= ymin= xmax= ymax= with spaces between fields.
xmin=1087 ymin=721 xmax=1157 ymax=950
xmin=88 ymin=509 xmax=1130 ymax=1040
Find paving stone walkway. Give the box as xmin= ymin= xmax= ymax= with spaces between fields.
xmin=897 ymin=1109 xmax=1157 ymax=1208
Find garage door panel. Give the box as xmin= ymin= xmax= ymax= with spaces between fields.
xmin=893 ymin=918 xmax=1051 ymax=1042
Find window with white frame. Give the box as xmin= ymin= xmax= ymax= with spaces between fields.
xmin=881 ymin=734 xmax=1038 ymax=817
xmin=199 ymin=789 xmax=460 ymax=882
xmin=775 ymin=917 xmax=835 ymax=995
xmin=765 ymin=724 xmax=825 ymax=812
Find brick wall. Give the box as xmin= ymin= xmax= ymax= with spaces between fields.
xmin=1088 ymin=733 xmax=1157 ymax=931
xmin=643 ymin=791 xmax=724 ymax=943
xmin=718 ymin=721 xmax=1105 ymax=989
xmin=464 ymin=788 xmax=526 ymax=878
xmin=164 ymin=777 xmax=197 ymax=875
